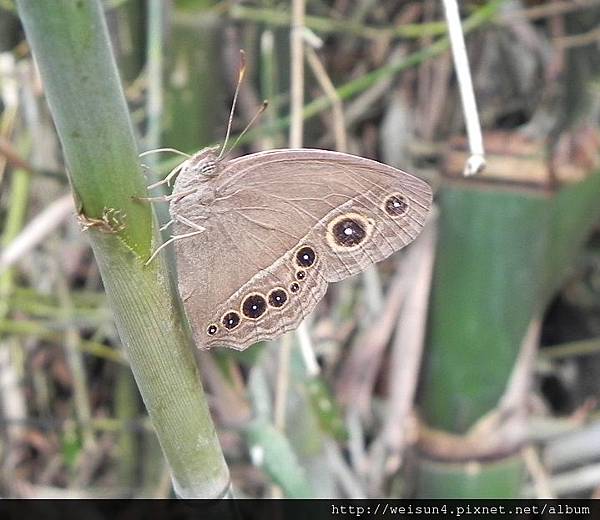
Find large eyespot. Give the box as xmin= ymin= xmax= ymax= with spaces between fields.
xmin=296 ymin=246 xmax=316 ymax=268
xmin=222 ymin=311 xmax=240 ymax=330
xmin=241 ymin=293 xmax=267 ymax=319
xmin=207 ymin=324 xmax=218 ymax=336
xmin=268 ymin=288 xmax=288 ymax=308
xmin=296 ymin=270 xmax=306 ymax=280
xmin=290 ymin=282 xmax=300 ymax=293
xmin=384 ymin=194 xmax=408 ymax=216
xmin=327 ymin=213 xmax=370 ymax=250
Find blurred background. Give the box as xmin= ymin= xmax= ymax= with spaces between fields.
xmin=1 ymin=0 xmax=600 ymax=498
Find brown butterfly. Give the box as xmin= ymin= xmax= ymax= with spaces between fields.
xmin=143 ymin=59 xmax=432 ymax=351
xmin=143 ymin=146 xmax=431 ymax=351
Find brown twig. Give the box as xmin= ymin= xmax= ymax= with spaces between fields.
xmin=511 ymin=0 xmax=600 ymax=21
xmin=554 ymin=27 xmax=600 ymax=49
xmin=367 ymin=214 xmax=437 ymax=493
xmin=0 ymin=136 xmax=36 ymax=174
xmin=0 ymin=194 xmax=74 ymax=275
xmin=522 ymin=445 xmax=555 ymax=498
xmin=305 ymin=46 xmax=348 ymax=152
xmin=335 ymin=247 xmax=417 ymax=411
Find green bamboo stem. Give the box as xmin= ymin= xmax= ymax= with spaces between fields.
xmin=109 ymin=0 xmax=145 ymax=83
xmin=229 ymin=4 xmax=448 ymax=40
xmin=417 ymin=159 xmax=600 ymax=498
xmin=422 ymin=185 xmax=549 ymax=432
xmin=544 ymin=167 xmax=600 ymax=299
xmin=16 ymin=0 xmax=229 ymax=498
xmin=115 ymin=366 xmax=139 ymax=491
xmin=421 ymin=172 xmax=600 ymax=433
xmin=416 ymin=457 xmax=524 ymax=498
xmin=415 ymin=182 xmax=543 ymax=498
xmin=162 ymin=6 xmax=222 ymax=153
xmin=18 ymin=1 xmax=151 ymax=255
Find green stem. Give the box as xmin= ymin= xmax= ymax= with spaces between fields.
xmin=13 ymin=286 xmax=106 ymax=310
xmin=16 ymin=0 xmax=229 ymax=497
xmin=0 ymin=318 xmax=127 ymax=364
xmin=18 ymin=0 xmax=151 ymax=257
xmin=144 ymin=0 xmax=164 ymax=156
xmin=229 ymin=5 xmax=448 ymax=40
xmin=541 ymin=337 xmax=600 ymax=361
xmin=115 ymin=366 xmax=140 ymax=489
xmin=0 ymin=166 xmax=29 ymax=319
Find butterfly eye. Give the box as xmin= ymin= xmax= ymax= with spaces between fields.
xmin=384 ymin=194 xmax=408 ymax=216
xmin=199 ymin=160 xmax=217 ymax=176
xmin=241 ymin=293 xmax=267 ymax=319
xmin=295 ymin=246 xmax=316 ymax=268
xmin=207 ymin=324 xmax=218 ymax=336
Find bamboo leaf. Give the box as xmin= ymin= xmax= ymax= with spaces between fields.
xmin=245 ymin=419 xmax=313 ymax=498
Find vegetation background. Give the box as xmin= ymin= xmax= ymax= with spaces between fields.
xmin=1 ymin=0 xmax=600 ymax=498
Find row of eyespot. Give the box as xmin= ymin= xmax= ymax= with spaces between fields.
xmin=206 ymin=245 xmax=317 ymax=336
xmin=205 ymin=195 xmax=409 ymax=336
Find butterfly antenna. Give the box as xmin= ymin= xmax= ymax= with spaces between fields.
xmin=222 ymin=100 xmax=268 ymax=160
xmin=218 ymin=50 xmax=247 ymax=160
xmin=139 ymin=147 xmax=190 ymax=159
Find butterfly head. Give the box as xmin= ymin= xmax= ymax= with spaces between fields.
xmin=184 ymin=146 xmax=221 ymax=181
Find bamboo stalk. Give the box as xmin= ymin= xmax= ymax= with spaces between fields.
xmin=16 ymin=0 xmax=229 ymax=498
xmin=162 ymin=6 xmax=222 ymax=153
xmin=416 ymin=129 xmax=600 ymax=496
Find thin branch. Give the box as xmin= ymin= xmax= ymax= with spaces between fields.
xmin=305 ymin=45 xmax=347 ymax=152
xmin=289 ymin=0 xmax=305 ymax=148
xmin=442 ymin=0 xmax=485 ymax=176
xmin=0 ymin=194 xmax=74 ymax=275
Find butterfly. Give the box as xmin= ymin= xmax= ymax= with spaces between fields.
xmin=142 ymin=145 xmax=431 ymax=351
xmin=142 ymin=55 xmax=432 ymax=351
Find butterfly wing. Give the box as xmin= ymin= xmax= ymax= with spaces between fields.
xmin=173 ymin=149 xmax=432 ymax=350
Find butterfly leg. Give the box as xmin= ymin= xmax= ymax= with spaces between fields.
xmin=144 ymin=228 xmax=205 ymax=266
xmin=160 ymin=219 xmax=174 ymax=232
xmin=174 ymin=214 xmax=207 ymax=232
xmin=133 ymin=187 xmax=197 ymax=204
xmin=146 ymin=161 xmax=187 ymax=190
